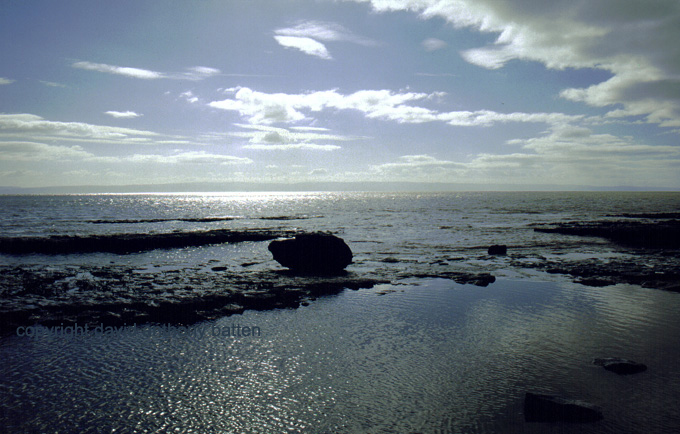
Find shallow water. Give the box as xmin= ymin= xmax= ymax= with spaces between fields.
xmin=3 ymin=192 xmax=679 ymax=319
xmin=2 ymin=277 xmax=680 ymax=433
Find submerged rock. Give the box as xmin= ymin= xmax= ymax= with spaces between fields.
xmin=268 ymin=232 xmax=353 ymax=274
xmin=524 ymin=392 xmax=603 ymax=423
xmin=488 ymin=244 xmax=507 ymax=255
xmin=593 ymin=358 xmax=647 ymax=375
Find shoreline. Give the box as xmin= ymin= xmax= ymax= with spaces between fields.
xmin=2 ymin=216 xmax=680 ymax=337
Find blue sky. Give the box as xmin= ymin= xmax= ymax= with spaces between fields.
xmin=1 ymin=0 xmax=679 ymax=190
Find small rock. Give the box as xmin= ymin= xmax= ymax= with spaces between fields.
xmin=488 ymin=244 xmax=507 ymax=255
xmin=524 ymin=392 xmax=603 ymax=423
xmin=211 ymin=266 xmax=227 ymax=272
xmin=593 ymin=358 xmax=647 ymax=375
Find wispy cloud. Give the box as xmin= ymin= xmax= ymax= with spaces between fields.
xmin=0 ymin=77 xmax=15 ymax=85
xmin=273 ymin=36 xmax=332 ymax=59
xmin=72 ymin=61 xmax=163 ymax=79
xmin=0 ymin=141 xmax=96 ymax=161
xmin=243 ymin=143 xmax=340 ymax=151
xmin=0 ymin=140 xmax=253 ymax=167
xmin=275 ymin=20 xmax=377 ymax=45
xmin=372 ymin=154 xmax=460 ymax=171
xmin=369 ymin=125 xmax=680 ymax=185
xmin=414 ymin=72 xmax=456 ymax=77
xmin=105 ymin=111 xmax=142 ymax=119
xmin=126 ymin=151 xmax=252 ymax=165
xmin=72 ymin=61 xmax=221 ymax=81
xmin=273 ymin=20 xmax=377 ymax=59
xmin=0 ymin=113 xmax=158 ymax=139
xmin=182 ymin=66 xmax=221 ymax=80
xmin=39 ymin=80 xmax=68 ymax=88
xmin=0 ymin=113 xmax=198 ymax=148
xmin=422 ymin=38 xmax=447 ymax=51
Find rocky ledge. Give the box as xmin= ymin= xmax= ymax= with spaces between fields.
xmin=0 ymin=240 xmax=498 ymax=336
xmin=524 ymin=215 xmax=680 ymax=291
xmin=533 ymin=219 xmax=680 ymax=249
xmin=532 ymin=256 xmax=680 ymax=292
xmin=524 ymin=392 xmax=603 ymax=423
xmin=0 ymin=264 xmax=390 ymax=336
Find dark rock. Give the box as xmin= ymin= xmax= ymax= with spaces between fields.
xmin=533 ymin=220 xmax=680 ymax=249
xmin=576 ymin=278 xmax=614 ymax=287
xmin=268 ymin=232 xmax=353 ymax=274
xmin=488 ymin=244 xmax=507 ymax=255
xmin=211 ymin=266 xmax=227 ymax=272
xmin=593 ymin=358 xmax=647 ymax=375
xmin=0 ymin=229 xmax=297 ymax=255
xmin=408 ymin=271 xmax=496 ymax=287
xmin=524 ymin=392 xmax=603 ymax=423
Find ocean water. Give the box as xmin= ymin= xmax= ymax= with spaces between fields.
xmin=1 ymin=191 xmax=680 ymax=432
xmin=1 ymin=191 xmax=678 ymax=264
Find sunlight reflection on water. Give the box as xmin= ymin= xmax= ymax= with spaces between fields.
xmin=2 ymin=277 xmax=680 ymax=433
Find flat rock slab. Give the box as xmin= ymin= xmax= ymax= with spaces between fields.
xmin=524 ymin=392 xmax=603 ymax=423
xmin=593 ymin=357 xmax=647 ymax=375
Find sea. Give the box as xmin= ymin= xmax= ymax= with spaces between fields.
xmin=1 ymin=191 xmax=680 ymax=433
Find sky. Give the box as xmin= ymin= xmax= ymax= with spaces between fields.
xmin=1 ymin=0 xmax=679 ymax=190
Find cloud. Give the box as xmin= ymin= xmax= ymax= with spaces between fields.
xmin=368 ymin=126 xmax=680 ymax=186
xmin=210 ymin=86 xmax=581 ymax=126
xmin=0 ymin=113 xmax=201 ymax=148
xmin=372 ymin=154 xmax=459 ymax=170
xmin=273 ymin=20 xmax=377 ymax=59
xmin=182 ymin=66 xmax=221 ymax=80
xmin=290 ymin=126 xmax=331 ymax=132
xmin=0 ymin=138 xmax=252 ymax=167
xmin=39 ymin=80 xmax=67 ymax=88
xmin=0 ymin=113 xmax=159 ymax=142
xmin=180 ymin=91 xmax=199 ymax=104
xmin=0 ymin=141 xmax=95 ymax=161
xmin=72 ymin=61 xmax=164 ymax=79
xmin=370 ymin=154 xmax=463 ymax=180
xmin=464 ymin=125 xmax=680 ymax=185
xmin=414 ymin=72 xmax=456 ymax=77
xmin=0 ymin=77 xmax=14 ymax=85
xmin=126 ymin=151 xmax=252 ymax=165
xmin=243 ymin=143 xmax=341 ymax=151
xmin=273 ymin=36 xmax=332 ymax=59
xmin=347 ymin=0 xmax=680 ymax=128
xmin=72 ymin=61 xmax=221 ymax=81
xmin=422 ymin=38 xmax=447 ymax=51
xmin=275 ymin=20 xmax=377 ymax=45
xmin=105 ymin=111 xmax=142 ymax=119
xmin=515 ymin=124 xmax=680 ymax=157
xmin=230 ymin=123 xmax=347 ymax=151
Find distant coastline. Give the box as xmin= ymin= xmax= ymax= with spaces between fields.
xmin=1 ymin=181 xmax=678 ymax=195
